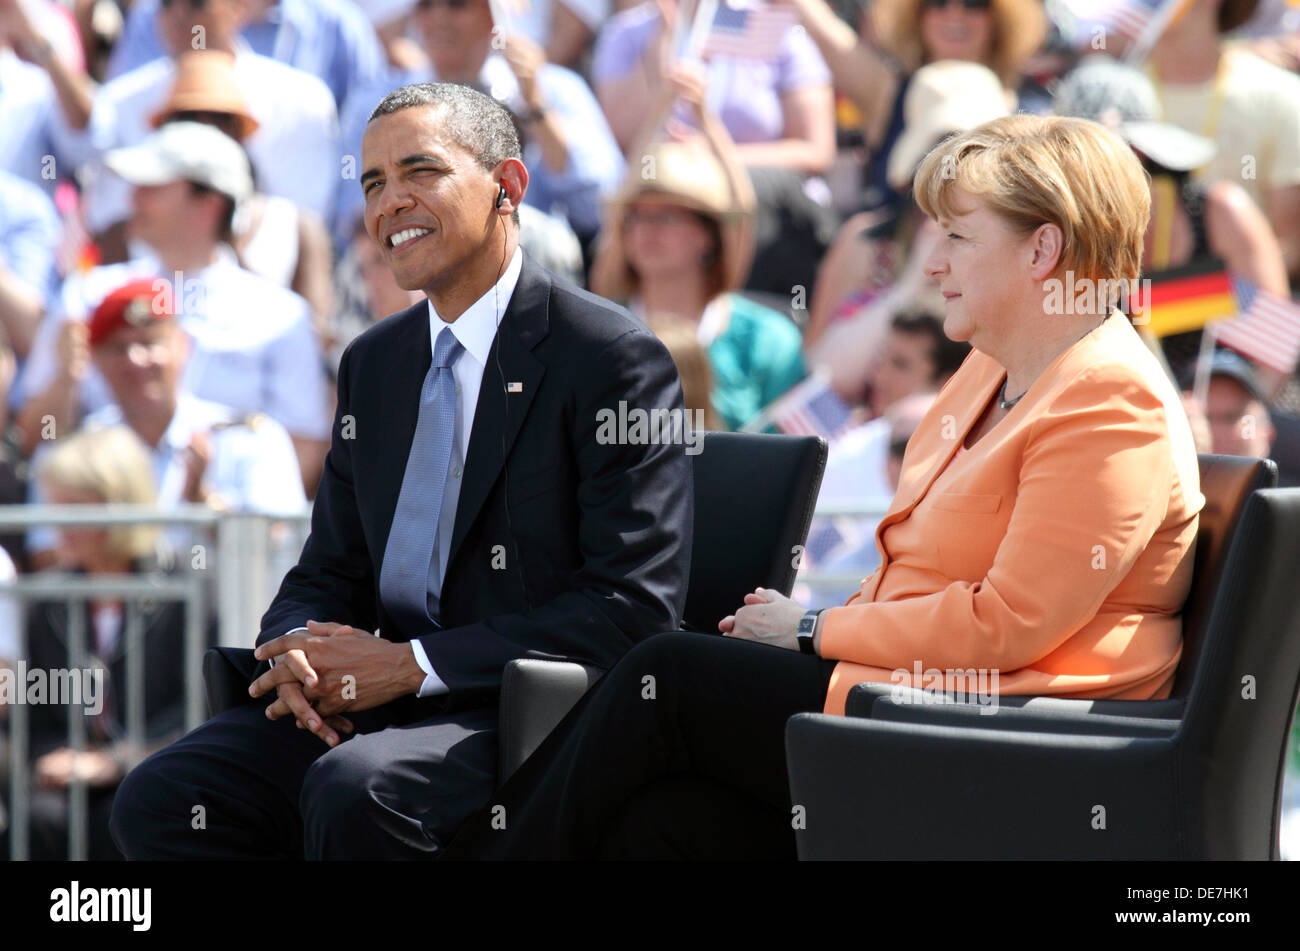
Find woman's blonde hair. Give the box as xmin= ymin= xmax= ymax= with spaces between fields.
xmin=872 ymin=0 xmax=1046 ymax=88
xmin=645 ymin=312 xmax=723 ymax=431
xmin=36 ymin=425 xmax=160 ymax=562
xmin=913 ymin=114 xmax=1150 ymax=285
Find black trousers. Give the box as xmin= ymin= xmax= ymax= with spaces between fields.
xmin=109 ymin=694 xmax=498 ymax=860
xmin=443 ymin=632 xmax=837 ymax=860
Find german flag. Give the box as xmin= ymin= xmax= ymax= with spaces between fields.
xmin=1130 ymin=261 xmax=1237 ymax=337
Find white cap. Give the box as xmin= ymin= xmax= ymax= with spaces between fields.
xmin=103 ymin=121 xmax=254 ymax=203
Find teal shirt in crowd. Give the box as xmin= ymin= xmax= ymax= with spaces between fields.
xmin=708 ymin=294 xmax=807 ymax=431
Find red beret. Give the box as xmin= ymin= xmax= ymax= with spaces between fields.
xmin=88 ymin=278 xmax=174 ymax=348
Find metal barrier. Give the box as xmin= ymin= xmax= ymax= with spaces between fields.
xmin=0 ymin=504 xmax=309 ymax=861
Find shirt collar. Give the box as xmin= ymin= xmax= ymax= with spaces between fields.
xmin=426 ymin=246 xmax=524 ymax=367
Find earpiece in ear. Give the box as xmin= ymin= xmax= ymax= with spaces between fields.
xmin=496 ymin=185 xmax=507 ymax=208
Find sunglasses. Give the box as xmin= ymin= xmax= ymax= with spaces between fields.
xmin=170 ymin=110 xmax=240 ymax=126
xmin=416 ymin=0 xmax=473 ymax=10
xmin=923 ymin=0 xmax=992 ymax=10
xmin=161 ymin=0 xmax=211 ymax=9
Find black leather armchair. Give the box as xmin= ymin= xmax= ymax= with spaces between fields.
xmin=785 ymin=455 xmax=1300 ymax=859
xmin=497 ymin=431 xmax=828 ymax=781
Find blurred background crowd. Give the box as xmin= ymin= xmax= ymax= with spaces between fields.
xmin=0 ymin=0 xmax=1299 ymax=858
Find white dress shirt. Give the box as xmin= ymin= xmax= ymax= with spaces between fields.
xmin=16 ymin=247 xmax=331 ymax=442
xmin=27 ymin=393 xmax=308 ymax=555
xmin=277 ymin=248 xmax=524 ymax=698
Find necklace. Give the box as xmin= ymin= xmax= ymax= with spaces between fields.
xmin=998 ymin=381 xmax=1024 ymax=410
xmin=1000 ymin=315 xmax=1108 ymax=411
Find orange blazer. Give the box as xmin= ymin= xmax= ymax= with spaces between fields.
xmin=820 ymin=309 xmax=1204 ymax=715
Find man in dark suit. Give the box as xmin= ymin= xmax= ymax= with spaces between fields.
xmin=109 ymin=82 xmax=692 ymax=859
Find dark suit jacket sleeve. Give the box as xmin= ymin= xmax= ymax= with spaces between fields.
xmin=256 ymin=342 xmax=379 ymax=644
xmin=415 ymin=326 xmax=693 ymax=696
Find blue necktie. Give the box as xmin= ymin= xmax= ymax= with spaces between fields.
xmin=380 ymin=326 xmax=463 ymax=634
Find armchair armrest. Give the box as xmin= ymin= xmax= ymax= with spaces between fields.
xmin=498 ymin=659 xmax=604 ymax=783
xmin=845 ymin=682 xmax=1185 ymax=721
xmin=868 ymin=693 xmax=1181 ymax=738
xmin=784 ymin=713 xmax=1181 ymax=859
xmin=202 ymin=647 xmax=258 ymax=718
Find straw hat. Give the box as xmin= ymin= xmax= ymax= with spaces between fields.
xmin=608 ymin=141 xmax=749 ymax=221
xmin=604 ymin=141 xmax=753 ymax=296
xmin=149 ymin=51 xmax=260 ymax=141
xmin=886 ymin=61 xmax=1011 ymax=192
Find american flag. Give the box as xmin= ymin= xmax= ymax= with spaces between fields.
xmin=701 ymin=1 xmax=798 ymax=62
xmin=1052 ymin=0 xmax=1184 ymax=57
xmin=1107 ymin=0 xmax=1167 ymax=42
xmin=1214 ymin=278 xmax=1300 ymax=376
xmin=766 ymin=376 xmax=854 ymax=441
xmin=803 ymin=522 xmax=846 ymax=565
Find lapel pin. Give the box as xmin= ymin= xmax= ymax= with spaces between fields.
xmin=507 ymin=382 xmax=523 ymax=393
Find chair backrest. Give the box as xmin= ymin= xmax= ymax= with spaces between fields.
xmin=1171 ymin=454 xmax=1278 ymax=699
xmin=681 ymin=432 xmax=827 ymax=633
xmin=1178 ymin=488 xmax=1300 ymax=858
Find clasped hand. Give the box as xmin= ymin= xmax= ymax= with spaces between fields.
xmin=719 ymin=587 xmax=807 ymax=652
xmin=248 ymin=621 xmax=422 ymax=747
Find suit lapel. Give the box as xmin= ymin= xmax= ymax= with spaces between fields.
xmin=373 ymin=300 xmax=434 ymax=580
xmin=881 ymin=357 xmax=1005 ymax=528
xmin=874 ymin=312 xmax=1124 ymax=536
xmin=447 ymin=255 xmax=550 ymax=568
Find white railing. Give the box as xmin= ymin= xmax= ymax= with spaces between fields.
xmin=0 ymin=504 xmax=310 ymax=861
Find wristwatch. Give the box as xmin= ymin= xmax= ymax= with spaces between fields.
xmin=796 ymin=609 xmax=823 ymax=655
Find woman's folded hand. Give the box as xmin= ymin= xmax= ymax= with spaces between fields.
xmin=720 ymin=587 xmax=807 ymax=651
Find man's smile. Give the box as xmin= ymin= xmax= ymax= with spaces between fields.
xmin=389 ymin=227 xmax=434 ymax=251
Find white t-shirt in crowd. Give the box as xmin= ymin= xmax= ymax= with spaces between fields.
xmin=1153 ymin=45 xmax=1300 ymax=210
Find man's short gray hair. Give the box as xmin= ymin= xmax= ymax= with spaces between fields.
xmin=368 ymin=82 xmax=522 ymax=172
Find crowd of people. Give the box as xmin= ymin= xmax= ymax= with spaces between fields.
xmin=0 ymin=0 xmax=1299 ymax=858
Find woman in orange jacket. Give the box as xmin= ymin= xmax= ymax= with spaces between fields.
xmin=443 ymin=113 xmax=1204 ymax=860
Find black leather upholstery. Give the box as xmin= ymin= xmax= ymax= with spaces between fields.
xmin=678 ymin=431 xmax=826 ymax=633
xmin=495 ymin=432 xmax=828 ymax=782
xmin=786 ymin=457 xmax=1300 ymax=859
xmin=1174 ymin=454 xmax=1279 ymax=697
xmin=202 ymin=645 xmax=260 ymax=719
xmin=497 ymin=659 xmax=604 ymax=783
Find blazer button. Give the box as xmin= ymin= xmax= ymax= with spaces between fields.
xmin=452 ymin=465 xmax=463 ymax=479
